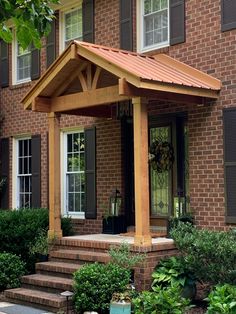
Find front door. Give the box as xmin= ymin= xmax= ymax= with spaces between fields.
xmin=149 ymin=115 xmax=189 ymax=227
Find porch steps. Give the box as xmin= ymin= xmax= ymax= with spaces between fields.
xmin=4 ymin=243 xmax=111 ymax=313
xmin=4 ymin=288 xmax=69 ymax=313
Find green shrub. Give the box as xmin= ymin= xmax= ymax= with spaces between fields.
xmin=73 ymin=262 xmax=131 ymax=313
xmin=0 ymin=208 xmax=74 ymax=272
xmin=206 ymin=284 xmax=236 ymax=314
xmin=170 ymin=223 xmax=236 ymax=285
xmin=108 ymin=242 xmax=145 ymax=270
xmin=133 ymin=285 xmax=192 ymax=314
xmin=0 ymin=252 xmax=26 ymax=291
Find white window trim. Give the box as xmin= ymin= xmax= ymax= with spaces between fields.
xmin=61 ymin=129 xmax=85 ymax=219
xmin=137 ymin=0 xmax=170 ymax=53
xmin=12 ymin=136 xmax=32 ymax=209
xmin=12 ymin=32 xmax=31 ymax=85
xmin=59 ymin=0 xmax=83 ymax=53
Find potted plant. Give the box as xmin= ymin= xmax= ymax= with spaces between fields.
xmin=29 ymin=229 xmax=56 ymax=262
xmin=110 ymin=291 xmax=131 ymax=314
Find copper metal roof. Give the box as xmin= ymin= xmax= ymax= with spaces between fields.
xmin=22 ymin=41 xmax=221 ymax=110
xmin=76 ymin=41 xmax=221 ymax=91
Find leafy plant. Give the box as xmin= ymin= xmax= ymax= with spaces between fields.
xmin=206 ymin=284 xmax=236 ymax=314
xmin=29 ymin=229 xmax=56 ymax=256
xmin=73 ymin=262 xmax=130 ymax=313
xmin=133 ymin=284 xmax=192 ymax=314
xmin=0 ymin=252 xmax=26 ymax=291
xmin=152 ymin=256 xmax=196 ymax=299
xmin=0 ymin=0 xmax=59 ymax=49
xmin=170 ymin=222 xmax=236 ymax=285
xmin=109 ymin=242 xmax=145 ymax=270
xmin=0 ymin=208 xmax=74 ymax=272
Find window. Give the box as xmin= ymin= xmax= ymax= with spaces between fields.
xmin=62 ymin=131 xmax=85 ymax=217
xmin=143 ymin=0 xmax=169 ymax=50
xmin=16 ymin=43 xmax=31 ymax=83
xmin=16 ymin=138 xmax=32 ymax=208
xmin=12 ymin=34 xmax=40 ymax=84
xmin=60 ymin=4 xmax=83 ymax=51
xmin=137 ymin=0 xmax=185 ymax=52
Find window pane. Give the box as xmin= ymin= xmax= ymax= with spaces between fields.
xmin=65 ymin=132 xmax=85 ymax=213
xmin=143 ymin=0 xmax=169 ymax=48
xmin=65 ymin=8 xmax=82 ymax=43
xmin=153 ymin=0 xmax=161 ymax=12
xmin=144 ymin=0 xmax=152 ymax=14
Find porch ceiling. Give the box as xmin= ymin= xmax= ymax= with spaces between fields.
xmin=22 ymin=41 xmax=221 ymax=113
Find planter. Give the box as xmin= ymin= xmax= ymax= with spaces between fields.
xmin=102 ymin=215 xmax=127 ymax=234
xmin=37 ymin=253 xmax=48 ymax=262
xmin=110 ymin=302 xmax=131 ymax=314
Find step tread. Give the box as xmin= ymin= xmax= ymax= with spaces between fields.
xmin=36 ymin=261 xmax=82 ymax=272
xmin=5 ymin=288 xmax=67 ymax=308
xmin=21 ymin=274 xmax=73 ymax=287
xmin=51 ymin=249 xmax=109 ymax=257
xmin=50 ymin=249 xmax=110 ymax=262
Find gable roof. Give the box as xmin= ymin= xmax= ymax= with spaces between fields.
xmin=22 ymin=41 xmax=221 ymax=109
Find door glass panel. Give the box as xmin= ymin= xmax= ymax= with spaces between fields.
xmin=150 ymin=126 xmax=171 ymax=216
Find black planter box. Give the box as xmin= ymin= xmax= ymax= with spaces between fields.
xmin=102 ymin=215 xmax=127 ymax=234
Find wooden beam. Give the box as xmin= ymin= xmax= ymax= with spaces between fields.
xmin=48 ymin=112 xmax=62 ymax=239
xmin=78 ymin=71 xmax=88 ymax=91
xmin=32 ymin=97 xmax=51 ymax=112
xmin=92 ymin=66 xmax=101 ymax=90
xmin=119 ymin=78 xmax=205 ymax=104
xmin=52 ymin=61 xmax=88 ymax=97
xmin=132 ymin=97 xmax=152 ymax=246
xmin=51 ymin=85 xmax=130 ymax=112
xmin=23 ymin=44 xmax=81 ymax=109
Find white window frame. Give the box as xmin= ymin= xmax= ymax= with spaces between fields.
xmin=12 ymin=136 xmax=32 ymax=209
xmin=137 ymin=0 xmax=170 ymax=53
xmin=12 ymin=33 xmax=31 ymax=85
xmin=61 ymin=129 xmax=85 ymax=219
xmin=59 ymin=0 xmax=83 ymax=53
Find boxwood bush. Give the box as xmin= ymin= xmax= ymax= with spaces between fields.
xmin=0 ymin=252 xmax=26 ymax=291
xmin=0 ymin=208 xmax=74 ymax=272
xmin=170 ymin=223 xmax=236 ymax=285
xmin=73 ymin=262 xmax=131 ymax=314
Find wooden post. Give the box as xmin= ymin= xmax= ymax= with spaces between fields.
xmin=48 ymin=112 xmax=62 ymax=238
xmin=132 ymin=97 xmax=152 ymax=246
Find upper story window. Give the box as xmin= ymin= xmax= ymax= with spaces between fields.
xmin=60 ymin=3 xmax=83 ymax=52
xmin=16 ymin=44 xmax=31 ymax=82
xmin=143 ymin=0 xmax=169 ymax=50
xmin=12 ymin=32 xmax=40 ymax=85
xmin=137 ymin=0 xmax=185 ymax=53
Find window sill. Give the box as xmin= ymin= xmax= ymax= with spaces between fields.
xmin=10 ymin=81 xmax=32 ymax=90
xmin=138 ymin=42 xmax=170 ymax=54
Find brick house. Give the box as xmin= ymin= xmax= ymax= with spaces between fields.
xmin=0 ymin=0 xmax=236 ymax=306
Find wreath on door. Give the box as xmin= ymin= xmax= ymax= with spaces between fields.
xmin=149 ymin=140 xmax=175 ymax=173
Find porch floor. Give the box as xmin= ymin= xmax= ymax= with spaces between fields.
xmin=63 ymin=234 xmax=173 ymax=245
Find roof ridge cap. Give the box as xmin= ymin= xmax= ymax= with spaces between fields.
xmin=74 ymin=40 xmax=155 ymax=59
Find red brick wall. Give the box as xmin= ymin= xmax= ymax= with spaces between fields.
xmin=147 ymin=0 xmax=235 ymax=230
xmin=1 ymin=0 xmax=236 ymax=232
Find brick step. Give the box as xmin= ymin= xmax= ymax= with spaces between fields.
xmin=36 ymin=261 xmax=81 ymax=279
xmin=21 ymin=274 xmax=73 ymax=293
xmin=4 ymin=288 xmax=69 ymax=313
xmin=50 ymin=249 xmax=111 ymax=264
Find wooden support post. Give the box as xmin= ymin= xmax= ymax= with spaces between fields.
xmin=132 ymin=97 xmax=152 ymax=246
xmin=48 ymin=112 xmax=62 ymax=239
